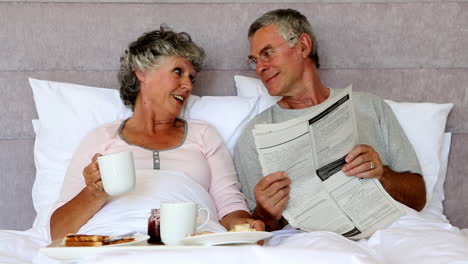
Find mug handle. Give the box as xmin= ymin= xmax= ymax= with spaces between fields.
xmin=196 ymin=207 xmax=210 ymax=231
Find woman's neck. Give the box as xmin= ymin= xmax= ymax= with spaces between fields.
xmin=127 ymin=104 xmax=180 ymax=135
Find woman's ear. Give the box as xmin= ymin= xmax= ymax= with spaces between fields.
xmin=298 ymin=33 xmax=313 ymax=59
xmin=135 ymin=69 xmax=145 ymax=83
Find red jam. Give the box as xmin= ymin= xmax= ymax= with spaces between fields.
xmin=147 ymin=209 xmax=161 ymax=244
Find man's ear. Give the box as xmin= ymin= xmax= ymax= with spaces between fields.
xmin=297 ymin=33 xmax=313 ymax=59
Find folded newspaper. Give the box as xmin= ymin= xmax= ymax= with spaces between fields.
xmin=252 ymin=86 xmax=403 ymax=239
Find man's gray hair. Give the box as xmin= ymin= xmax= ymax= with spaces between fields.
xmin=248 ymin=9 xmax=320 ymax=68
xmin=118 ymin=25 xmax=205 ymax=110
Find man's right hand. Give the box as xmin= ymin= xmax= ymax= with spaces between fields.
xmin=252 ymin=171 xmax=291 ymax=231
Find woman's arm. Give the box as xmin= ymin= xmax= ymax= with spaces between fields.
xmin=50 ymin=153 xmax=109 ymax=240
xmin=50 ymin=184 xmax=108 ymax=240
xmin=48 ymin=122 xmax=118 ymax=240
xmin=200 ymin=123 xmax=265 ymax=231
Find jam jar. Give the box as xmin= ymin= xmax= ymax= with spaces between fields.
xmin=147 ymin=209 xmax=161 ymax=244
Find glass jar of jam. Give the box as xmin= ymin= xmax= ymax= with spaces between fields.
xmin=147 ymin=208 xmax=161 ymax=244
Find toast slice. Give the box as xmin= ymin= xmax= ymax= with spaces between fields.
xmin=65 ymin=240 xmax=104 ymax=247
xmin=64 ymin=234 xmax=135 ymax=247
xmin=65 ymin=234 xmax=109 ymax=242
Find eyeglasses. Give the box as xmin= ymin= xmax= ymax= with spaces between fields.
xmin=248 ymin=36 xmax=298 ymax=70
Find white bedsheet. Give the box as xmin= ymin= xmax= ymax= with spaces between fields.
xmin=1 ymin=170 xmax=467 ymax=264
xmin=1 ymin=208 xmax=467 ymax=264
xmin=1 ymin=211 xmax=468 ymax=264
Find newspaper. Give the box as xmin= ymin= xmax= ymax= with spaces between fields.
xmin=252 ymin=86 xmax=403 ymax=239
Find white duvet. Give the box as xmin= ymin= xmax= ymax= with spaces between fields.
xmin=1 ymin=170 xmax=467 ymax=264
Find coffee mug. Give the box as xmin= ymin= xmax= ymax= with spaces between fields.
xmin=160 ymin=202 xmax=210 ymax=245
xmin=97 ymin=151 xmax=136 ymax=196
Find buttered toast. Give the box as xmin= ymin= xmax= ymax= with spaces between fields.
xmin=64 ymin=234 xmax=134 ymax=247
xmin=65 ymin=234 xmax=109 ymax=242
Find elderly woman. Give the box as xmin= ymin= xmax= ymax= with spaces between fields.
xmin=50 ymin=26 xmax=264 ymax=240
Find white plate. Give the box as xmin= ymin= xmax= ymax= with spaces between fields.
xmin=180 ymin=231 xmax=272 ymax=246
xmin=40 ymin=233 xmax=150 ymax=261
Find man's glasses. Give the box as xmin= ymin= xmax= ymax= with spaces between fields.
xmin=248 ymin=36 xmax=298 ymax=70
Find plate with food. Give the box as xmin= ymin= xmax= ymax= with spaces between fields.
xmin=180 ymin=224 xmax=272 ymax=246
xmin=40 ymin=232 xmax=150 ymax=261
xmin=60 ymin=232 xmax=149 ymax=247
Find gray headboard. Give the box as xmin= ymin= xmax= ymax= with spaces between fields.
xmin=1 ymin=1 xmax=467 ymax=230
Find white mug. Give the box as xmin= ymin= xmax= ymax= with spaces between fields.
xmin=97 ymin=151 xmax=136 ymax=196
xmin=160 ymin=202 xmax=210 ymax=245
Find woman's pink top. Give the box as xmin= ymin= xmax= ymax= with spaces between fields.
xmin=53 ymin=119 xmax=249 ymax=219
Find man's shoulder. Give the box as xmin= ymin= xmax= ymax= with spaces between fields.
xmin=353 ymin=90 xmax=383 ymax=102
xmin=352 ymin=90 xmax=387 ymax=109
xmin=245 ymin=106 xmax=274 ymax=130
xmin=237 ymin=106 xmax=274 ymax=144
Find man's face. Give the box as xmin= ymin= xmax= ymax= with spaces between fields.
xmin=249 ymin=24 xmax=303 ymax=96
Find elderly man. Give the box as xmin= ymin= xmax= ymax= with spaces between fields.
xmin=234 ymin=8 xmax=426 ymax=231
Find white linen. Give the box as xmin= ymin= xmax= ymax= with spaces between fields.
xmin=367 ymin=207 xmax=468 ymax=264
xmin=2 ymin=210 xmax=467 ymax=264
xmin=77 ymin=169 xmax=226 ymax=236
xmin=20 ymin=144 xmax=459 ymax=263
xmin=0 ymin=229 xmax=48 ymax=264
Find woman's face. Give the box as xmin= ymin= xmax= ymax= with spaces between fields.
xmin=136 ymin=56 xmax=196 ymax=118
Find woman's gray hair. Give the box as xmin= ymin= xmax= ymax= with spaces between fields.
xmin=248 ymin=9 xmax=320 ymax=69
xmin=118 ymin=25 xmax=205 ymax=110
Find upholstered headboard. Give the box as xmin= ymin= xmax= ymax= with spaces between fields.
xmin=1 ymin=1 xmax=467 ymax=230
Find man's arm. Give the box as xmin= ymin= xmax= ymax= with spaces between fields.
xmin=233 ymin=117 xmax=291 ymax=231
xmin=379 ymin=167 xmax=426 ymax=211
xmin=342 ymin=144 xmax=426 ymax=211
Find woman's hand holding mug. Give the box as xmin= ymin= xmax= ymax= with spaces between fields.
xmin=84 ymin=151 xmax=136 ymax=196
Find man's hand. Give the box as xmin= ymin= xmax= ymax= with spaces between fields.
xmin=342 ymin=144 xmax=426 ymax=211
xmin=252 ymin=171 xmax=291 ymax=230
xmin=342 ymin=144 xmax=383 ymax=180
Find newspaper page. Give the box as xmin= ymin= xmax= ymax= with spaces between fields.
xmin=252 ymin=86 xmax=403 ymax=239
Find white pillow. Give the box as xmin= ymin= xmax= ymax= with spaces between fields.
xmin=234 ymin=75 xmax=281 ymax=109
xmin=234 ymin=75 xmax=453 ymax=209
xmin=186 ymin=96 xmax=260 ymax=152
xmin=420 ymin=133 xmax=451 ymax=220
xmin=433 ymin=133 xmax=451 ymax=206
xmin=29 ymin=78 xmax=259 ymax=230
xmin=30 ymin=78 xmax=133 ymax=229
xmin=384 ymin=100 xmax=453 ymax=206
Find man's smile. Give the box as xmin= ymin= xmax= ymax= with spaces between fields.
xmin=264 ymin=72 xmax=279 ymax=83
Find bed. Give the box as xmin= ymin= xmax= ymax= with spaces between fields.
xmin=1 ymin=1 xmax=468 ymax=263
